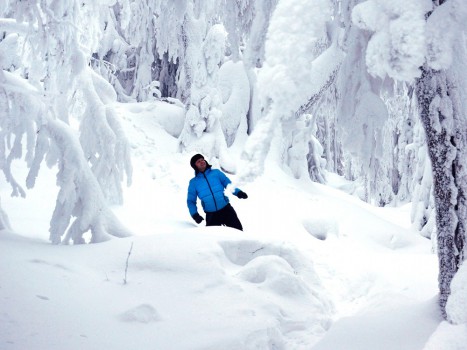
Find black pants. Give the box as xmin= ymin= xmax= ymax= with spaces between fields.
xmin=205 ymin=204 xmax=243 ymax=231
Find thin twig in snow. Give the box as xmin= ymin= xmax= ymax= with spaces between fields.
xmin=123 ymin=242 xmax=134 ymax=285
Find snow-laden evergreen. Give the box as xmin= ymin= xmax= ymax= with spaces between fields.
xmin=353 ymin=0 xmax=467 ymax=321
xmin=351 ymin=0 xmax=431 ymax=81
xmin=0 ymin=1 xmax=132 ymax=243
xmin=238 ymin=0 xmax=342 ymax=184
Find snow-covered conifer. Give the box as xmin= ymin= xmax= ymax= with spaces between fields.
xmin=238 ymin=0 xmax=341 ymax=184
xmin=416 ymin=0 xmax=467 ymax=320
xmin=353 ymin=0 xmax=467 ymax=319
xmin=0 ymin=0 xmax=132 ymax=243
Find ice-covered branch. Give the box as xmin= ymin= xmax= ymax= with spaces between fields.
xmin=236 ymin=109 xmax=280 ymax=186
xmin=46 ymin=119 xmax=131 ymax=244
xmin=78 ymin=68 xmax=133 ymax=205
xmin=352 ymin=0 xmax=432 ymax=81
xmin=0 ymin=71 xmax=38 ymax=198
xmin=0 ymin=18 xmax=33 ymax=34
xmin=1 ymin=67 xmax=131 ymax=244
xmin=294 ymin=63 xmax=341 ymax=118
xmin=238 ymin=43 xmax=343 ymax=185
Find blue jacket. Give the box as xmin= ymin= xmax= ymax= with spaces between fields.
xmin=187 ymin=166 xmax=241 ymax=215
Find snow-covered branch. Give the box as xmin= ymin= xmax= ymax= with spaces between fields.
xmin=0 ymin=1 xmax=134 ymax=244
xmin=0 ymin=18 xmax=32 ymax=34
xmin=46 ymin=119 xmax=131 ymax=244
xmin=1 ymin=69 xmax=132 ymax=244
xmin=294 ymin=63 xmax=341 ymax=118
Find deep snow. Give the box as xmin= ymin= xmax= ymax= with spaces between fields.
xmin=0 ymin=101 xmax=446 ymax=349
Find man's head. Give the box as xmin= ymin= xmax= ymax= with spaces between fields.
xmin=190 ymin=153 xmax=207 ymax=173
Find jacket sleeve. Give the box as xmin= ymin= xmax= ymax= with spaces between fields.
xmin=187 ymin=180 xmax=199 ymax=216
xmin=218 ymin=170 xmax=241 ymax=195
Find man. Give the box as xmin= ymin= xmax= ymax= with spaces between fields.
xmin=187 ymin=154 xmax=247 ymax=230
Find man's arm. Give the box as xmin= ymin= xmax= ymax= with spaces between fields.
xmin=187 ymin=181 xmax=204 ymax=223
xmin=217 ymin=170 xmax=247 ymax=198
xmin=217 ymin=169 xmax=232 ymax=188
xmin=187 ymin=180 xmax=199 ymax=216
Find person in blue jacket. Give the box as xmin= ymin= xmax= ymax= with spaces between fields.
xmin=187 ymin=154 xmax=248 ymax=230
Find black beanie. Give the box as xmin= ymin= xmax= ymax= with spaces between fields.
xmin=190 ymin=154 xmax=204 ymax=170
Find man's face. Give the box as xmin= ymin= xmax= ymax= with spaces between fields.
xmin=195 ymin=158 xmax=207 ymax=172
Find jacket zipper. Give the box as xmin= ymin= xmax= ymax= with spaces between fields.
xmin=202 ymin=172 xmax=218 ymax=211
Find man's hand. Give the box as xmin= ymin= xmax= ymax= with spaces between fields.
xmin=192 ymin=213 xmax=204 ymax=224
xmin=237 ymin=191 xmax=248 ymax=199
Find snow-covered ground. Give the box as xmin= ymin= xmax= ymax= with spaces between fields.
xmin=0 ymin=101 xmax=447 ymax=349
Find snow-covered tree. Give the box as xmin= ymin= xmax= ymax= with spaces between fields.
xmin=416 ymin=0 xmax=467 ymax=321
xmin=313 ymin=85 xmax=344 ymax=177
xmin=353 ymin=0 xmax=467 ymax=319
xmin=0 ymin=0 xmax=132 ymax=244
xmin=85 ymin=1 xmax=278 ymax=169
xmin=177 ymin=8 xmax=233 ymax=167
xmin=238 ymin=0 xmax=343 ymax=184
xmin=381 ymin=85 xmax=415 ymax=204
xmin=1 ymin=0 xmax=282 ymax=244
xmin=224 ymin=0 xmax=278 ymax=133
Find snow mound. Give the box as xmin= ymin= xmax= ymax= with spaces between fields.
xmin=119 ymin=304 xmax=161 ymax=323
xmin=236 ymin=255 xmax=310 ymax=296
xmin=115 ymin=100 xmax=185 ymax=139
xmin=302 ymin=218 xmax=338 ymax=241
xmin=218 ymin=238 xmax=333 ymax=345
xmin=219 ymin=239 xmax=308 ymax=269
xmin=423 ymin=322 xmax=467 ymax=350
xmin=218 ymin=61 xmax=250 ymax=147
xmin=313 ymin=298 xmax=441 ymax=350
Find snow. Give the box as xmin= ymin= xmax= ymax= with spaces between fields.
xmin=352 ymin=0 xmax=432 ymax=81
xmin=218 ymin=60 xmax=250 ymax=147
xmin=0 ymin=33 xmax=20 ymax=70
xmin=423 ymin=321 xmax=467 ymax=350
xmin=425 ymin=0 xmax=467 ymax=71
xmin=258 ymin=0 xmax=334 ymax=114
xmin=446 ymin=261 xmax=467 ymax=324
xmin=1 ymin=101 xmax=457 ymax=349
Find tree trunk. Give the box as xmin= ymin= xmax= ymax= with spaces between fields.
xmin=416 ymin=65 xmax=466 ymax=318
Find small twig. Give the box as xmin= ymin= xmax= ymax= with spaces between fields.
xmin=251 ymin=247 xmax=264 ymax=254
xmin=123 ymin=242 xmax=134 ymax=285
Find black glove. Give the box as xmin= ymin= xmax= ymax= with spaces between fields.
xmin=237 ymin=191 xmax=248 ymax=199
xmin=192 ymin=213 xmax=204 ymax=224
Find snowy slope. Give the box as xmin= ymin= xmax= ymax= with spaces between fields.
xmin=0 ymin=101 xmax=443 ymax=350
